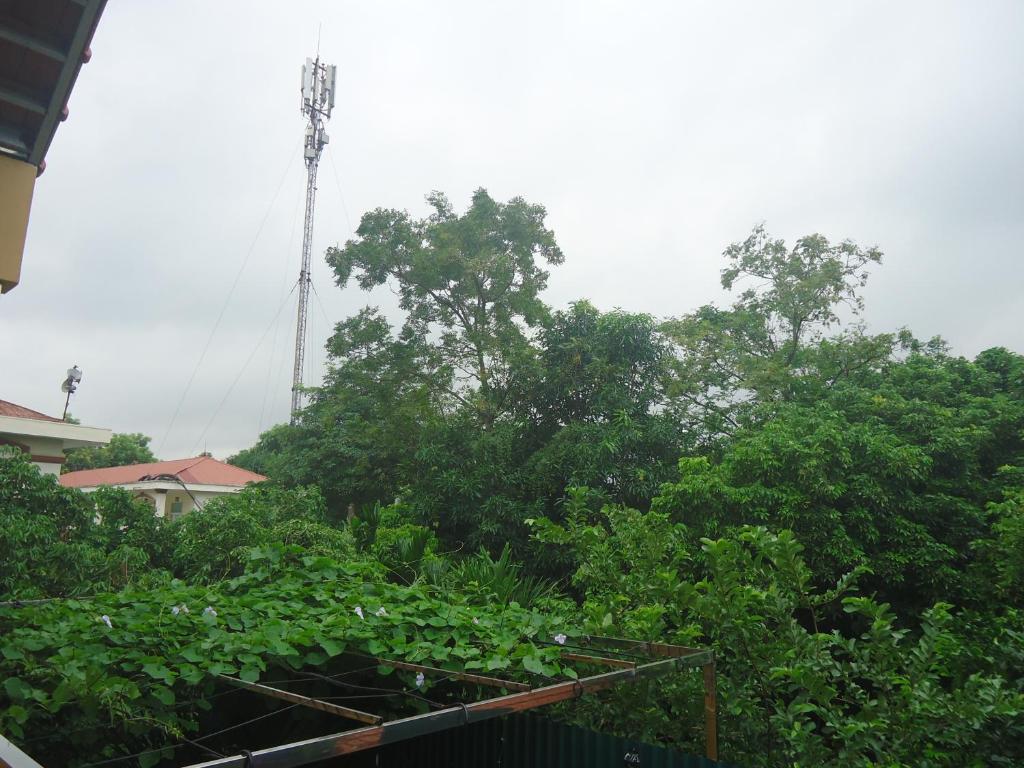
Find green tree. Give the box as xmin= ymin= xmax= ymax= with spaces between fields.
xmin=522 ymin=301 xmax=685 ymax=509
xmin=400 ymin=302 xmax=686 ymax=558
xmin=535 ymin=508 xmax=1024 ymax=767
xmin=663 ymin=225 xmax=888 ymax=439
xmin=232 ymin=307 xmax=439 ymax=516
xmin=328 ymin=188 xmax=563 ymax=427
xmin=653 ymin=346 xmax=1024 ymax=612
xmin=63 ymin=432 xmax=156 ymax=473
xmin=977 ymin=486 xmax=1024 ymax=598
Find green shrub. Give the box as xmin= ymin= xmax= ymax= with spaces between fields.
xmin=0 ymin=456 xmax=166 ymax=597
xmin=270 ymin=518 xmax=357 ymax=560
xmin=537 ymin=505 xmax=1024 ymax=766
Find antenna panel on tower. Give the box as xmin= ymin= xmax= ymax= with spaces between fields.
xmin=327 ymin=65 xmax=337 ymax=112
xmin=301 ymin=58 xmax=314 ymax=108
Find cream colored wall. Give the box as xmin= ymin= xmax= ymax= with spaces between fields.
xmin=77 ymin=484 xmax=249 ymax=519
xmin=164 ymin=489 xmax=234 ymax=519
xmin=165 ymin=491 xmax=192 ymax=520
xmin=0 ymin=155 xmax=37 ymax=294
xmin=0 ymin=432 xmax=65 ymax=475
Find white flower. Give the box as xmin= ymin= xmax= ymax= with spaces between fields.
xmin=180 ymin=604 xmax=190 ymax=614
xmin=203 ymin=606 xmax=217 ymax=618
xmin=171 ymin=605 xmax=180 ymax=616
xmin=553 ymin=633 xmax=567 ymax=645
xmin=375 ymin=607 xmax=387 ymax=617
xmin=415 ymin=672 xmax=425 ymax=688
xmin=354 ymin=606 xmax=364 ymax=620
xmin=472 ymin=617 xmax=480 ymax=625
xmin=100 ymin=615 xmax=112 ymax=629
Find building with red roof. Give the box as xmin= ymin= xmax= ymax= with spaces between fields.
xmin=0 ymin=398 xmax=111 ymax=475
xmin=59 ymin=455 xmax=266 ymax=519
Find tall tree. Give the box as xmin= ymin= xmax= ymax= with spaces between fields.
xmin=663 ymin=225 xmax=887 ymax=439
xmin=327 ymin=188 xmax=563 ymax=427
xmin=232 ymin=308 xmax=439 ymax=517
xmin=522 ymin=301 xmax=685 ymax=509
xmin=402 ymin=302 xmax=686 ymax=557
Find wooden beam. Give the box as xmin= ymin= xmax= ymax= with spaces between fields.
xmin=216 ymin=675 xmax=381 ymax=726
xmin=372 ymin=657 xmax=531 ymax=692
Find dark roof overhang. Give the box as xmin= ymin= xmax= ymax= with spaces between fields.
xmin=0 ymin=0 xmax=107 ymax=170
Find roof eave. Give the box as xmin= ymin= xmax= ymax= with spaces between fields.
xmin=66 ymin=480 xmax=256 ymax=493
xmin=0 ymin=414 xmax=111 ymax=446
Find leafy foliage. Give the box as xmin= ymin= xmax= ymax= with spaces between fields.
xmin=662 ymin=226 xmax=885 ymax=434
xmin=536 ymin=509 xmax=1024 ymax=766
xmin=328 ymin=187 xmax=563 ymax=427
xmin=0 ymin=455 xmax=349 ymax=593
xmin=233 ymin=308 xmax=440 ymax=516
xmin=8 ymin=196 xmax=1024 ymax=766
xmin=0 ymin=546 xmax=579 ymax=766
xmin=64 ymin=432 xmax=156 ymax=473
xmin=429 ymin=543 xmax=558 ymax=609
xmin=653 ymin=344 xmax=1024 ymax=611
xmin=0 ymin=456 xmax=167 ymax=597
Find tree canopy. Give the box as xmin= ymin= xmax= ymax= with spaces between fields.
xmin=38 ymin=189 xmax=1023 ymax=767
xmin=63 ymin=432 xmax=156 ymax=473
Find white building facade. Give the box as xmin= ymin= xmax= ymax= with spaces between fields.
xmin=60 ymin=456 xmax=266 ymax=519
xmin=0 ymin=399 xmax=111 ymax=475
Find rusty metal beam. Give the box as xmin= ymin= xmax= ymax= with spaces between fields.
xmin=703 ymin=660 xmax=718 ymax=761
xmin=560 ymin=652 xmax=636 ymax=669
xmin=583 ymin=634 xmax=706 ymax=658
xmin=216 ymin=675 xmax=381 ymax=725
xmin=187 ymin=654 xmax=708 ymax=768
xmin=371 ymin=657 xmax=531 ymax=692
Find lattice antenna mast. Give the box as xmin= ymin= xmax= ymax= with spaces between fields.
xmin=291 ymin=56 xmax=336 ymax=421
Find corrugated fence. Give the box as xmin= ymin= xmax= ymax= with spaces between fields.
xmin=339 ymin=713 xmax=736 ymax=767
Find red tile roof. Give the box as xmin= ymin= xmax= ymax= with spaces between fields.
xmin=59 ymin=456 xmax=266 ymax=489
xmin=0 ymin=399 xmax=62 ymax=422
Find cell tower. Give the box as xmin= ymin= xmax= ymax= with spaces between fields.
xmin=291 ymin=55 xmax=336 ymax=421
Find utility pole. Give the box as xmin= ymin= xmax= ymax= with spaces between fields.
xmin=291 ymin=55 xmax=336 ymax=422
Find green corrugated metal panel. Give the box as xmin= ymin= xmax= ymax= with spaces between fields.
xmin=342 ymin=713 xmax=738 ymax=768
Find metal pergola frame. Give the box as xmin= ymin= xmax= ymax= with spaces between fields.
xmin=0 ymin=636 xmax=719 ymax=768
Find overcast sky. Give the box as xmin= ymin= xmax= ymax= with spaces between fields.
xmin=2 ymin=1 xmax=1022 ymax=459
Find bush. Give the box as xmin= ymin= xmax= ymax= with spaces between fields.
xmin=270 ymin=518 xmax=356 ymax=560
xmin=537 ymin=504 xmax=1024 ymax=766
xmin=170 ymin=506 xmax=267 ymax=581
xmin=0 ymin=456 xmax=167 ymax=597
xmin=168 ymin=484 xmax=337 ymax=581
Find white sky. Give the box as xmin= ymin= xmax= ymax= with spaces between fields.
xmin=2 ymin=1 xmax=1022 ymax=459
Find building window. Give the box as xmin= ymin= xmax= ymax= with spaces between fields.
xmin=170 ymin=498 xmax=184 ymax=520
